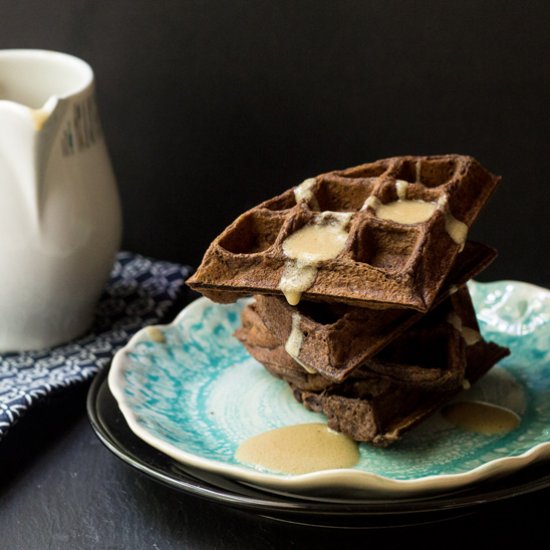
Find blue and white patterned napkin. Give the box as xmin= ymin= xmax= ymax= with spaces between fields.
xmin=0 ymin=251 xmax=192 ymax=441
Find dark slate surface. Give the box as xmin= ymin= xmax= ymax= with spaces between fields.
xmin=1 ymin=2 xmax=549 ymax=548
xmin=0 ymin=383 xmax=549 ymax=549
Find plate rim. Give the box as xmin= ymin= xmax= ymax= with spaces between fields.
xmin=86 ymin=365 xmax=550 ymax=529
xmin=107 ymin=279 xmax=550 ymax=497
xmin=88 ymin=364 xmax=550 ymax=519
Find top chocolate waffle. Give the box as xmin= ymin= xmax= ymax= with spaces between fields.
xmin=188 ymin=155 xmax=501 ymax=311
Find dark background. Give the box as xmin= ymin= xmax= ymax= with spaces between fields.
xmin=1 ymin=2 xmax=550 ymax=548
xmin=2 ymin=0 xmax=549 ymax=286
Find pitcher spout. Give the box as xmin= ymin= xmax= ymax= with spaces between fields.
xmin=30 ymin=95 xmax=58 ymax=131
xmin=0 ymin=99 xmax=56 ymax=230
xmin=0 ymin=50 xmax=94 ymax=231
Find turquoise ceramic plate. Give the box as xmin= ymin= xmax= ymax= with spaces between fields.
xmin=108 ymin=281 xmax=550 ymax=498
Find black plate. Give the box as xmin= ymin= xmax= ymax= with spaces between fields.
xmin=87 ymin=365 xmax=550 ymax=529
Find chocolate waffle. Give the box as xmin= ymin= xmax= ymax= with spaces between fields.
xmin=292 ymin=338 xmax=510 ymax=446
xmin=236 ymin=288 xmax=510 ymax=445
xmin=247 ymin=241 xmax=496 ymax=382
xmin=236 ymin=286 xmax=489 ymax=392
xmin=188 ymin=155 xmax=501 ymax=312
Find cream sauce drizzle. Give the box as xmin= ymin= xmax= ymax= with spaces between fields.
xmin=361 ymin=196 xmax=381 ymax=211
xmin=446 ymin=312 xmax=482 ymax=346
xmin=462 ymin=326 xmax=482 ymax=346
xmin=146 ymin=326 xmax=166 ymax=343
xmin=362 ymin=190 xmax=468 ymax=249
xmin=284 ymin=312 xmax=316 ymax=373
xmin=447 ymin=312 xmax=462 ymax=332
xmin=30 ymin=108 xmax=49 ymax=131
xmin=279 ymin=263 xmax=317 ymax=306
xmin=279 ymin=212 xmax=351 ymax=305
xmin=293 ymin=178 xmax=319 ymax=208
xmin=415 ymin=159 xmax=422 ymax=182
xmin=442 ymin=401 xmax=520 ymax=435
xmin=375 ymin=199 xmax=437 ymax=224
xmin=235 ymin=423 xmax=360 ymax=474
xmin=437 ymin=195 xmax=468 ymax=250
xmin=395 ymin=179 xmax=409 ymax=200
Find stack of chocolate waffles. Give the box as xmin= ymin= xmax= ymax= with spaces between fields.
xmin=187 ymin=155 xmax=510 ymax=446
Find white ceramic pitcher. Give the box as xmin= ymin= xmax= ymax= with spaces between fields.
xmin=0 ymin=50 xmax=122 ymax=351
